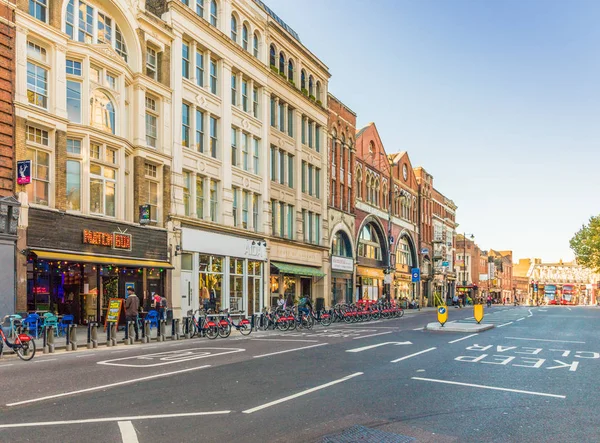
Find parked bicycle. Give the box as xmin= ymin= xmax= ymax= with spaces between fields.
xmin=216 ymin=310 xmax=253 ymax=338
xmin=188 ymin=309 xmax=219 ymax=339
xmin=0 ymin=320 xmax=36 ymax=361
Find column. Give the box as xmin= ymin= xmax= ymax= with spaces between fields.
xmin=171 ymin=31 xmax=185 ymax=216
xmin=204 ymin=49 xmax=211 ymax=92
xmin=190 ymin=41 xmax=197 ymax=84
xmin=283 ymin=103 xmax=288 ymax=135
xmin=260 ymin=88 xmax=270 ymax=234
xmin=248 ymin=78 xmax=254 ymax=117
xmin=221 ymin=60 xmax=234 ymax=227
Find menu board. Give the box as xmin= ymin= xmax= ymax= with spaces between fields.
xmin=106 ymin=298 xmax=123 ymax=324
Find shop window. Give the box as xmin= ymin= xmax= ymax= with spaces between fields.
xmin=229 ymin=258 xmax=243 ymax=311
xmin=248 ymin=261 xmax=262 ymax=315
xmin=199 ymin=254 xmax=223 ymax=311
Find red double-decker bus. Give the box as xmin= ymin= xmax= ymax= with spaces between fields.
xmin=561 ymin=284 xmax=575 ymax=305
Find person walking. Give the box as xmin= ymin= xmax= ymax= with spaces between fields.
xmin=125 ymin=287 xmax=140 ymax=341
xmin=277 ymin=294 xmax=286 ymax=310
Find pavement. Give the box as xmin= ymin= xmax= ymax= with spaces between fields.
xmin=0 ymin=305 xmax=597 ymax=443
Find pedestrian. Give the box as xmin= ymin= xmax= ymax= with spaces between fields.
xmin=155 ymin=294 xmax=167 ymax=320
xmin=277 ymin=294 xmax=286 ymax=310
xmin=502 ymin=297 xmax=506 ymax=305
xmin=452 ymin=294 xmax=459 ymax=308
xmin=200 ymin=284 xmax=210 ymax=312
xmin=153 ymin=293 xmax=161 ymax=311
xmin=125 ymin=287 xmax=140 ymax=341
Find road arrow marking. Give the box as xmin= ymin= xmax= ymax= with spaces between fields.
xmin=346 ymin=341 xmax=412 ymax=353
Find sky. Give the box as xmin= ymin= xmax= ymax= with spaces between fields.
xmin=264 ymin=0 xmax=600 ymax=262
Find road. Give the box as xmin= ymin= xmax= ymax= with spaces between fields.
xmin=0 ymin=306 xmax=598 ymax=443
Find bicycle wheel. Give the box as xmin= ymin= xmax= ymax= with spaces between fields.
xmin=305 ymin=315 xmax=314 ymax=329
xmin=257 ymin=315 xmax=270 ymax=331
xmin=398 ymin=308 xmax=404 ymax=318
xmin=206 ymin=325 xmax=219 ymax=339
xmin=239 ymin=324 xmax=252 ymax=335
xmin=15 ymin=338 xmax=36 ymax=361
xmin=218 ymin=324 xmax=231 ymax=338
xmin=320 ymin=311 xmax=332 ymax=327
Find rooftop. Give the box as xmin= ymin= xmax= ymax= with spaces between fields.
xmin=253 ymin=0 xmax=301 ymax=43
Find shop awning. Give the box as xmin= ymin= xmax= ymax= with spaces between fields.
xmin=271 ymin=262 xmax=325 ymax=277
xmin=30 ymin=249 xmax=174 ymax=269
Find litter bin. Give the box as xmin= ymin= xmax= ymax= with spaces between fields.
xmin=166 ymin=309 xmax=173 ymax=321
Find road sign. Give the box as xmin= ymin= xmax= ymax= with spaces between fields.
xmin=474 ymin=304 xmax=484 ymax=323
xmin=437 ymin=305 xmax=448 ymax=326
xmin=16 ymin=160 xmax=31 ymax=185
xmin=442 ymin=261 xmax=449 ymax=267
xmin=421 ymin=248 xmax=429 ymax=255
xmin=411 ymin=268 xmax=421 ymax=282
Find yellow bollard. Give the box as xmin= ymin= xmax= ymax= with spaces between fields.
xmin=437 ymin=305 xmax=448 ymax=327
xmin=474 ymin=304 xmax=484 ymax=324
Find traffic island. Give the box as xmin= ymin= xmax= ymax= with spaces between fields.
xmin=425 ymin=322 xmax=495 ymax=333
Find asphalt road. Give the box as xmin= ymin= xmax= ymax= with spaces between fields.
xmin=0 ymin=305 xmax=597 ymax=443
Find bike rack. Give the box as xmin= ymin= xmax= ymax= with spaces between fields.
xmin=66 ymin=324 xmax=78 ymax=351
xmin=142 ymin=320 xmax=150 ymax=343
xmin=171 ymin=318 xmax=181 ymax=340
xmin=106 ymin=322 xmax=118 ymax=347
xmin=158 ymin=320 xmax=166 ymax=342
xmin=124 ymin=320 xmax=136 ymax=345
xmin=87 ymin=322 xmax=98 ymax=349
xmin=43 ymin=325 xmax=55 ymax=354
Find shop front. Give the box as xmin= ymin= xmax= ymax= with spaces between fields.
xmin=331 ymin=256 xmax=354 ymax=305
xmin=393 ymin=271 xmax=412 ymax=305
xmin=269 ymin=241 xmax=326 ymax=309
xmin=356 ymin=266 xmax=384 ymax=302
xmin=25 ymin=209 xmax=172 ymax=324
xmin=179 ymin=227 xmax=267 ymax=316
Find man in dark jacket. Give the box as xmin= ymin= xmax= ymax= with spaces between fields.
xmin=125 ymin=287 xmax=140 ymax=340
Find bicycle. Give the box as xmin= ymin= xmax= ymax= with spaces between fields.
xmin=188 ymin=309 xmax=219 ymax=339
xmin=217 ymin=310 xmax=253 ymax=338
xmin=0 ymin=320 xmax=36 ymax=361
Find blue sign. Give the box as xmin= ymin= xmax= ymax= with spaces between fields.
xmin=438 ymin=306 xmax=446 ymax=315
xmin=411 ymin=268 xmax=420 ymax=282
xmin=420 ymin=248 xmax=429 ymax=255
xmin=442 ymin=261 xmax=449 ymax=267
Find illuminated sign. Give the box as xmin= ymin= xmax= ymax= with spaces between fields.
xmin=83 ymin=230 xmax=132 ymax=250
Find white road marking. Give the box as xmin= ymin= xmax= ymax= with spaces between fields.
xmin=242 ymin=372 xmax=363 ymax=414
xmin=250 ymin=338 xmax=319 ymax=343
xmin=448 ymin=334 xmax=478 ymax=344
xmin=352 ymin=331 xmax=394 ymax=340
xmin=0 ymin=411 xmax=231 ymax=429
xmin=391 ymin=347 xmax=437 ymax=363
xmin=118 ymin=421 xmax=139 ymax=443
xmin=337 ymin=326 xmax=398 ymax=330
xmin=504 ymin=337 xmax=586 ymax=344
xmin=528 ymin=310 xmax=533 ymax=317
xmin=412 ymin=327 xmax=423 ymax=331
xmin=516 ymin=318 xmax=525 ymax=322
xmin=346 ymin=341 xmax=412 ymax=353
xmin=496 ymin=322 xmax=513 ymax=328
xmin=412 ymin=377 xmax=566 ymax=399
xmin=0 ymin=364 xmax=14 ymax=368
xmin=253 ymin=343 xmax=328 ymax=359
xmin=567 ymin=307 xmax=572 ymax=311
xmin=98 ymin=348 xmax=244 ymax=368
xmin=75 ymin=354 xmax=94 ymax=358
xmin=34 ymin=358 xmax=57 ymax=363
xmin=6 ymin=365 xmax=211 ymax=407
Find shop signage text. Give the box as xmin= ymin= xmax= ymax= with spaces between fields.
xmin=332 ymin=256 xmax=354 ymax=272
xmin=83 ymin=230 xmax=132 ymax=250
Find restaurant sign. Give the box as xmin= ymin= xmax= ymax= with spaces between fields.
xmin=83 ymin=229 xmax=132 ymax=251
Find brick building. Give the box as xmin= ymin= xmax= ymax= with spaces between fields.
xmin=0 ymin=0 xmax=18 ymax=317
xmin=354 ymin=123 xmax=418 ymax=303
xmin=327 ymin=94 xmax=356 ymax=304
xmin=431 ymin=187 xmax=457 ymax=305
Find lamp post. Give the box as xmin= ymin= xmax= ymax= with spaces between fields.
xmin=461 ymin=233 xmax=475 ymax=303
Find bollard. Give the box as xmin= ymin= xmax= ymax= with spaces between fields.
xmin=67 ymin=324 xmax=78 ymax=351
xmin=142 ymin=320 xmax=150 ymax=343
xmin=47 ymin=326 xmax=55 ymax=353
xmin=183 ymin=317 xmax=190 ymax=339
xmin=158 ymin=319 xmax=166 ymax=342
xmin=106 ymin=322 xmax=113 ymax=347
xmin=251 ymin=314 xmax=256 ymax=331
xmin=65 ymin=323 xmax=71 ymax=351
xmin=42 ymin=325 xmax=49 ymax=354
xmin=110 ymin=323 xmax=118 ymax=346
xmin=87 ymin=323 xmax=98 ymax=349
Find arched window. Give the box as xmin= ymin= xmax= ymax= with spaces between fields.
xmin=279 ymin=52 xmax=285 ymax=74
xmin=308 ymin=75 xmax=314 ymax=96
xmin=356 ymin=167 xmax=362 ymax=199
xmin=332 ymin=231 xmax=352 ymax=257
xmin=253 ymin=32 xmax=259 ymax=58
xmin=242 ymin=24 xmax=249 ymax=50
xmin=374 ymin=179 xmax=380 ymax=206
xmin=90 ymin=90 xmax=115 ymax=134
xmin=64 ymin=0 xmax=128 ymax=63
xmin=269 ymin=44 xmax=276 ymax=67
xmin=210 ymin=0 xmax=218 ymax=26
xmin=230 ymin=15 xmax=237 ymax=42
xmin=358 ymin=223 xmax=383 ymax=260
xmin=316 ymin=81 xmax=321 ymax=101
xmin=396 ymin=237 xmax=413 ymax=267
xmin=287 ymin=59 xmax=294 ymax=82
xmin=301 ymin=69 xmax=306 ymax=90
xmin=368 ymin=141 xmax=374 ymax=155
xmin=382 ymin=183 xmax=388 ymax=209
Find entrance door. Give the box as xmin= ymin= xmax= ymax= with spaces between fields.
xmin=301 ymin=278 xmax=312 ymax=299
xmin=101 ymin=276 xmax=118 ymax=324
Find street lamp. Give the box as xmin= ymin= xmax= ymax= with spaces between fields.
xmin=461 ymin=233 xmax=475 ymax=302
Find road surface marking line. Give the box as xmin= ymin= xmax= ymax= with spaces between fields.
xmin=516 ymin=318 xmax=525 ymax=322
xmin=411 ymin=377 xmax=566 ymax=399
xmin=567 ymin=307 xmax=572 ymax=311
xmin=347 ymin=341 xmax=412 ymax=353
xmin=448 ymin=334 xmax=478 ymax=344
xmin=504 ymin=337 xmax=586 ymax=344
xmin=250 ymin=339 xmax=319 ymax=343
xmin=118 ymin=421 xmax=139 ymax=443
xmin=412 ymin=327 xmax=423 ymax=331
xmin=253 ymin=343 xmax=328 ymax=359
xmin=0 ymin=411 xmax=231 ymax=429
xmin=391 ymin=347 xmax=437 ymax=363
xmin=352 ymin=331 xmax=394 ymax=340
xmin=242 ymin=372 xmax=363 ymax=414
xmin=75 ymin=354 xmax=94 ymax=358
xmin=34 ymin=358 xmax=57 ymax=363
xmin=6 ymin=365 xmax=212 ymax=407
xmin=496 ymin=322 xmax=513 ymax=328
xmin=98 ymin=348 xmax=245 ymax=368
xmin=337 ymin=326 xmax=398 ymax=330
xmin=0 ymin=364 xmax=14 ymax=368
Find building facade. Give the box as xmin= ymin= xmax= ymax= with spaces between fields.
xmin=13 ymin=0 xmax=173 ymax=322
xmin=527 ymin=259 xmax=598 ymax=305
xmin=0 ymin=0 xmax=19 ymax=317
xmin=327 ymin=93 xmax=356 ymax=305
xmin=431 ymin=188 xmax=457 ymax=305
xmin=167 ymin=0 xmax=330 ymax=317
xmin=354 ymin=123 xmax=418 ymax=304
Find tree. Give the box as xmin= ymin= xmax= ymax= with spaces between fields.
xmin=569 ymin=215 xmax=600 ymax=272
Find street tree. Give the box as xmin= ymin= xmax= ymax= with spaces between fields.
xmin=570 ymin=215 xmax=600 ymax=271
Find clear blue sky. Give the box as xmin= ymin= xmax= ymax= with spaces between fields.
xmin=265 ymin=0 xmax=600 ymax=262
